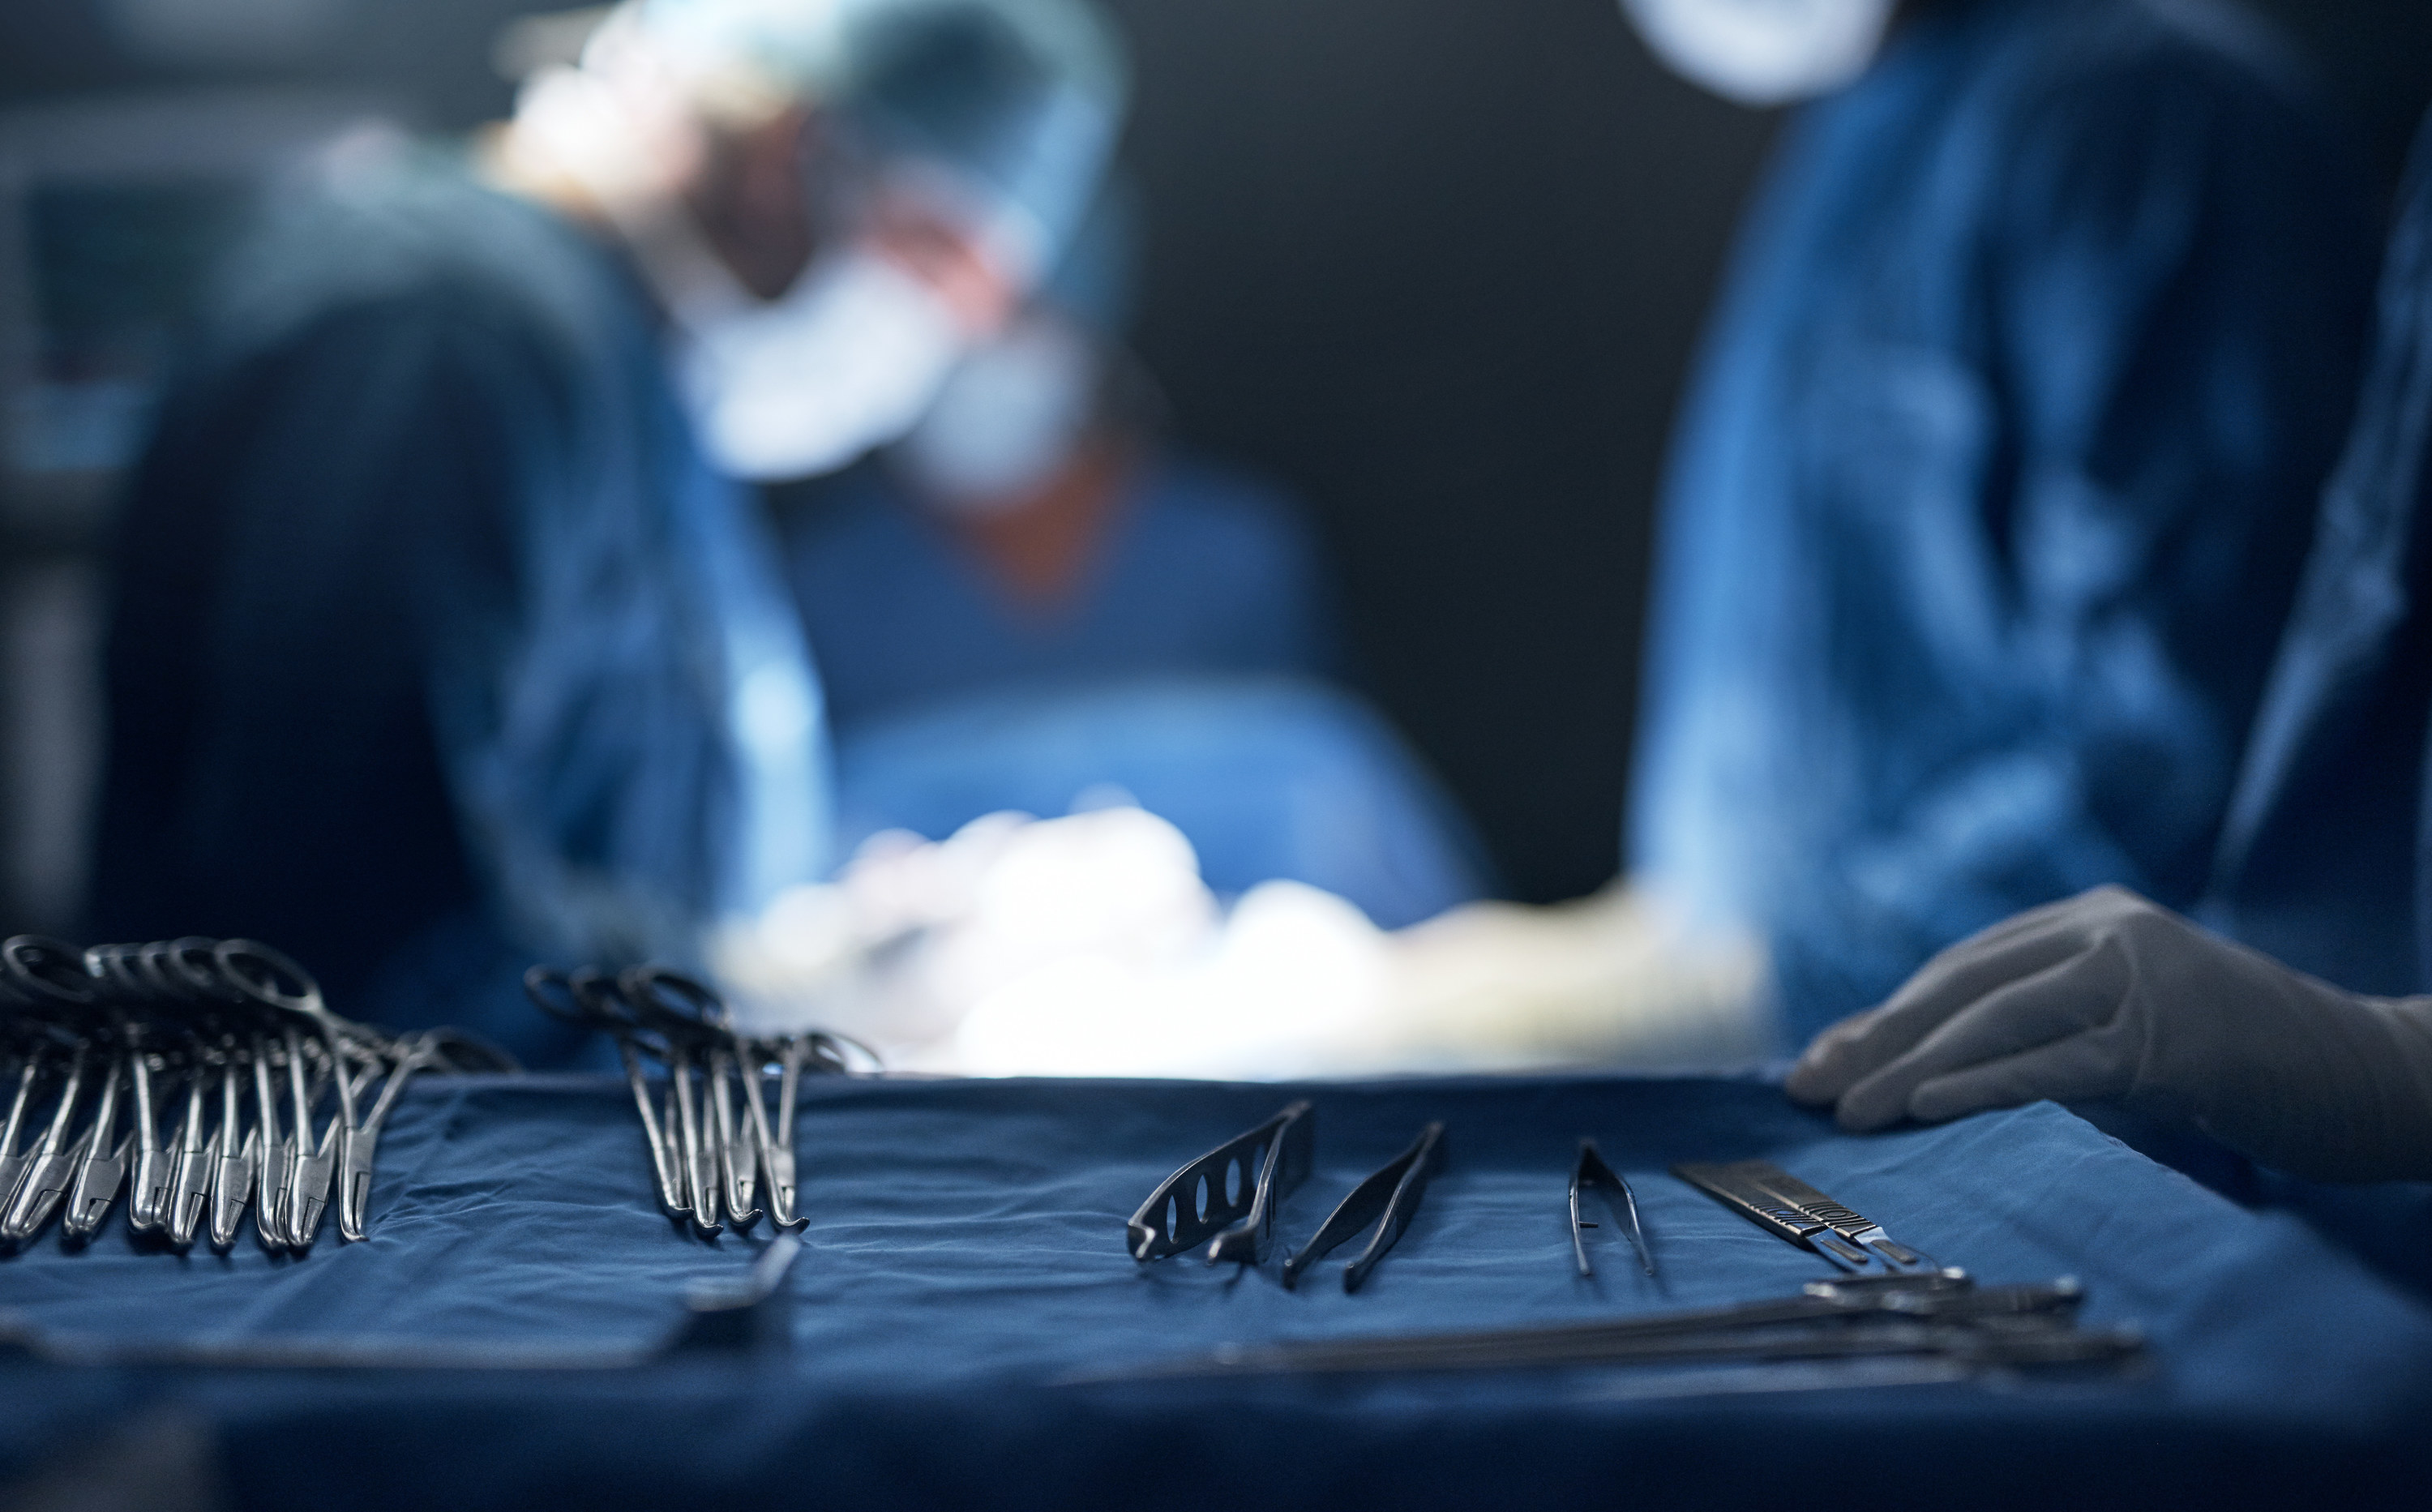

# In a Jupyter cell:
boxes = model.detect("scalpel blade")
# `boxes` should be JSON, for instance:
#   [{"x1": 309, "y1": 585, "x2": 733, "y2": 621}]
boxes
[{"x1": 1728, "y1": 1162, "x2": 1939, "y2": 1274}]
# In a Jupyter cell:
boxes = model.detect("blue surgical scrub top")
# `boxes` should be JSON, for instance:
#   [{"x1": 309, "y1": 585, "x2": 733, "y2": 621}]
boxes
[
  {"x1": 1629, "y1": 0, "x2": 2377, "y2": 1040},
  {"x1": 773, "y1": 455, "x2": 1335, "y2": 732},
  {"x1": 2208, "y1": 112, "x2": 2432, "y2": 996},
  {"x1": 88, "y1": 159, "x2": 830, "y2": 1062}
]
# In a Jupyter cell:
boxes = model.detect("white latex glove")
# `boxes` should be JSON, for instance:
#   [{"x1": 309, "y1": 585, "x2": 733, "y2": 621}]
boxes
[{"x1": 1784, "y1": 886, "x2": 2432, "y2": 1182}]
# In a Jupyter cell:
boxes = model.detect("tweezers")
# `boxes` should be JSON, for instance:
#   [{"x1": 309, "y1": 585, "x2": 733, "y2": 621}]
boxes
[
  {"x1": 1128, "y1": 1101, "x2": 1313, "y2": 1265},
  {"x1": 1569, "y1": 1138, "x2": 1654, "y2": 1278},
  {"x1": 1282, "y1": 1122, "x2": 1444, "y2": 1293}
]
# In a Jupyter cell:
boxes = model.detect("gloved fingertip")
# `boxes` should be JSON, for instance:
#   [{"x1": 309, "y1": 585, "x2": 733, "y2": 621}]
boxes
[{"x1": 1782, "y1": 1058, "x2": 1839, "y2": 1105}]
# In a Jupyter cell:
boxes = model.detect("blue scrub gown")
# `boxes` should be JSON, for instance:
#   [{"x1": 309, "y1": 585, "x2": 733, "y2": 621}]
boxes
[
  {"x1": 773, "y1": 454, "x2": 1335, "y2": 730},
  {"x1": 778, "y1": 460, "x2": 1484, "y2": 927},
  {"x1": 832, "y1": 676, "x2": 1488, "y2": 929},
  {"x1": 2207, "y1": 113, "x2": 2432, "y2": 996},
  {"x1": 89, "y1": 160, "x2": 830, "y2": 1063},
  {"x1": 1629, "y1": 0, "x2": 2378, "y2": 1040}
]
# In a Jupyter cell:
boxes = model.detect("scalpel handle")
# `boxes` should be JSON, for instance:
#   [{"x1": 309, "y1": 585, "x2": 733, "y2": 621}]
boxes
[
  {"x1": 1729, "y1": 1162, "x2": 1938, "y2": 1273},
  {"x1": 1672, "y1": 1163, "x2": 1873, "y2": 1272}
]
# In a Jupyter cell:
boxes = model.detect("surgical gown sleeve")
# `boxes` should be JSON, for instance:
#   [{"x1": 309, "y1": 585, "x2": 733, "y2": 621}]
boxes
[
  {"x1": 1638, "y1": 5, "x2": 2378, "y2": 1036},
  {"x1": 2207, "y1": 112, "x2": 2432, "y2": 994},
  {"x1": 95, "y1": 239, "x2": 826, "y2": 1005},
  {"x1": 1949, "y1": 63, "x2": 2366, "y2": 894}
]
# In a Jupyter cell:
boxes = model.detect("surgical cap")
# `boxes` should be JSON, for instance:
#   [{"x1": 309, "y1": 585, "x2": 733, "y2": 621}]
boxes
[{"x1": 633, "y1": 0, "x2": 1127, "y2": 269}]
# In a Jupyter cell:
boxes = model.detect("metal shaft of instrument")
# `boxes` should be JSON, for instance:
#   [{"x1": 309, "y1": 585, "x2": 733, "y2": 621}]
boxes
[
  {"x1": 3, "y1": 1045, "x2": 88, "y2": 1242},
  {"x1": 64, "y1": 1049, "x2": 131, "y2": 1240},
  {"x1": 252, "y1": 1037, "x2": 290, "y2": 1249},
  {"x1": 617, "y1": 1034, "x2": 687, "y2": 1217},
  {"x1": 668, "y1": 1044, "x2": 720, "y2": 1236},
  {"x1": 740, "y1": 1042, "x2": 799, "y2": 1227},
  {"x1": 208, "y1": 1047, "x2": 254, "y2": 1249},
  {"x1": 166, "y1": 1072, "x2": 213, "y2": 1249},
  {"x1": 709, "y1": 1045, "x2": 758, "y2": 1227}
]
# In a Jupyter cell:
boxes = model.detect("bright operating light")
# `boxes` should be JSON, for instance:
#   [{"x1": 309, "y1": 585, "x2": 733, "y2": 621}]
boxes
[{"x1": 714, "y1": 807, "x2": 1770, "y2": 1076}]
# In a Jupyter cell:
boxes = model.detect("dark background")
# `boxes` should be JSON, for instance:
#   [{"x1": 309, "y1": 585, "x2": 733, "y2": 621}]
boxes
[{"x1": 2, "y1": 0, "x2": 2427, "y2": 925}]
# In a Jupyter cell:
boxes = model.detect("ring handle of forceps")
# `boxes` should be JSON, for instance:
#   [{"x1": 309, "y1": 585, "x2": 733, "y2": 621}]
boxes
[
  {"x1": 522, "y1": 966, "x2": 613, "y2": 1030},
  {"x1": 2, "y1": 936, "x2": 97, "y2": 1012},
  {"x1": 616, "y1": 967, "x2": 735, "y2": 1046}
]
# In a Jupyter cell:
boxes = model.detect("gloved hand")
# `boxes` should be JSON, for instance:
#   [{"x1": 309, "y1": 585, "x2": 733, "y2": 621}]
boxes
[{"x1": 1784, "y1": 885, "x2": 2432, "y2": 1182}]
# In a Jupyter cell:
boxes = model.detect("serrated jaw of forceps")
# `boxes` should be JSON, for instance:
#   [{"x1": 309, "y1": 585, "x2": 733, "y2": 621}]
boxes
[
  {"x1": 759, "y1": 1144, "x2": 800, "y2": 1229},
  {"x1": 167, "y1": 1141, "x2": 213, "y2": 1249},
  {"x1": 336, "y1": 1125, "x2": 379, "y2": 1243},
  {"x1": 255, "y1": 1134, "x2": 294, "y2": 1249},
  {"x1": 63, "y1": 1133, "x2": 132, "y2": 1242},
  {"x1": 2, "y1": 1151, "x2": 77, "y2": 1244},
  {"x1": 289, "y1": 1124, "x2": 340, "y2": 1249}
]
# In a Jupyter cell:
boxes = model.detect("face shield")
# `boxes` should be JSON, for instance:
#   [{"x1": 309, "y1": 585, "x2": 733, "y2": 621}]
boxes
[{"x1": 1620, "y1": 0, "x2": 1899, "y2": 108}]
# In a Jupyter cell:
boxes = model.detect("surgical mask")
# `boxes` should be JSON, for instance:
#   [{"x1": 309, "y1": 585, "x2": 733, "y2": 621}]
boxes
[
  {"x1": 678, "y1": 249, "x2": 969, "y2": 482},
  {"x1": 1620, "y1": 0, "x2": 1898, "y2": 108},
  {"x1": 893, "y1": 315, "x2": 1098, "y2": 514}
]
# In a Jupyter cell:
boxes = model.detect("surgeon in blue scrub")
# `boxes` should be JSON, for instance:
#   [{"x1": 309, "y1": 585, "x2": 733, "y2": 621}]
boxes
[
  {"x1": 766, "y1": 191, "x2": 1484, "y2": 926},
  {"x1": 1788, "y1": 114, "x2": 2432, "y2": 1184},
  {"x1": 88, "y1": 0, "x2": 1125, "y2": 1061},
  {"x1": 1622, "y1": 0, "x2": 2379, "y2": 1042},
  {"x1": 772, "y1": 188, "x2": 1336, "y2": 731}
]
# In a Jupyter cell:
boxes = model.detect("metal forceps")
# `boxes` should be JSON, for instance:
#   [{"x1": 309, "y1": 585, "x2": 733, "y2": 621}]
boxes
[
  {"x1": 525, "y1": 966, "x2": 693, "y2": 1225},
  {"x1": 74, "y1": 943, "x2": 182, "y2": 1242},
  {"x1": 213, "y1": 940, "x2": 362, "y2": 1249},
  {"x1": 1569, "y1": 1138, "x2": 1655, "y2": 1279},
  {"x1": 333, "y1": 1029, "x2": 468, "y2": 1244},
  {"x1": 135, "y1": 936, "x2": 272, "y2": 1250},
  {"x1": 735, "y1": 1032, "x2": 821, "y2": 1229},
  {"x1": 105, "y1": 940, "x2": 218, "y2": 1244},
  {"x1": 2, "y1": 937, "x2": 101, "y2": 1244},
  {"x1": 621, "y1": 967, "x2": 756, "y2": 1235}
]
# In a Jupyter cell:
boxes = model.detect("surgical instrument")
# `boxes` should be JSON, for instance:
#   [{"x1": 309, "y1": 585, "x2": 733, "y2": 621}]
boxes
[
  {"x1": 1569, "y1": 1137, "x2": 1654, "y2": 1279},
  {"x1": 0, "y1": 1233, "x2": 806, "y2": 1371},
  {"x1": 1062, "y1": 1273, "x2": 2140, "y2": 1384},
  {"x1": 1128, "y1": 1100, "x2": 1313, "y2": 1265},
  {"x1": 625, "y1": 967, "x2": 756, "y2": 1232},
  {"x1": 525, "y1": 963, "x2": 859, "y2": 1237},
  {"x1": 1732, "y1": 1161, "x2": 1939, "y2": 1273},
  {"x1": 737, "y1": 1032, "x2": 824, "y2": 1228},
  {"x1": 1673, "y1": 1161, "x2": 1878, "y2": 1271},
  {"x1": 1281, "y1": 1122, "x2": 1443, "y2": 1293},
  {"x1": 0, "y1": 933, "x2": 515, "y2": 1253}
]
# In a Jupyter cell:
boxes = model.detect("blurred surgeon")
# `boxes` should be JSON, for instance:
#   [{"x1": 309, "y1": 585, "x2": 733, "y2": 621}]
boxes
[
  {"x1": 1780, "y1": 112, "x2": 2432, "y2": 1186},
  {"x1": 1624, "y1": 0, "x2": 2378, "y2": 1043},
  {"x1": 764, "y1": 187, "x2": 1489, "y2": 927},
  {"x1": 773, "y1": 188, "x2": 1337, "y2": 731},
  {"x1": 88, "y1": 0, "x2": 1124, "y2": 1061}
]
